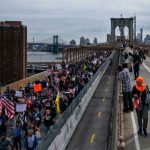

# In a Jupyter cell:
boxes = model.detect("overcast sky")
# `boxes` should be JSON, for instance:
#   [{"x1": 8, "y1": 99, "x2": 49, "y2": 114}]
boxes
[{"x1": 0, "y1": 0, "x2": 150, "y2": 43}]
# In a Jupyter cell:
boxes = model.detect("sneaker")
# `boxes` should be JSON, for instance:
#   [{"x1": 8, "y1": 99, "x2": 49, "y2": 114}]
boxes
[
  {"x1": 138, "y1": 129, "x2": 142, "y2": 135},
  {"x1": 143, "y1": 129, "x2": 148, "y2": 136}
]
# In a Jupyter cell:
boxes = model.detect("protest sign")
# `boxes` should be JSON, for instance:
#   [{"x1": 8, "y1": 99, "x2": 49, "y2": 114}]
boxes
[
  {"x1": 16, "y1": 104, "x2": 26, "y2": 112},
  {"x1": 15, "y1": 91, "x2": 23, "y2": 97}
]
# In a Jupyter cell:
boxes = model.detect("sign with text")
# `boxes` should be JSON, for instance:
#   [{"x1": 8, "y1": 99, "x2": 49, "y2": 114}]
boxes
[
  {"x1": 16, "y1": 104, "x2": 26, "y2": 112},
  {"x1": 15, "y1": 91, "x2": 23, "y2": 97}
]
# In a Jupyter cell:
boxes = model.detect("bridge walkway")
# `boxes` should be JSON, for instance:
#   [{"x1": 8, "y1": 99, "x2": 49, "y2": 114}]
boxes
[{"x1": 66, "y1": 54, "x2": 118, "y2": 150}]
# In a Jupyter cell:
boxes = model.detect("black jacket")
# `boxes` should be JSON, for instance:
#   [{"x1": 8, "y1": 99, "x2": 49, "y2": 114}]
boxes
[{"x1": 132, "y1": 85, "x2": 147, "y2": 106}]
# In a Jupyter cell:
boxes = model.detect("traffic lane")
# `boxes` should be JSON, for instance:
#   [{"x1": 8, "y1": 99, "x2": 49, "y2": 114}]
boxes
[
  {"x1": 66, "y1": 111, "x2": 112, "y2": 150},
  {"x1": 66, "y1": 87, "x2": 115, "y2": 149}
]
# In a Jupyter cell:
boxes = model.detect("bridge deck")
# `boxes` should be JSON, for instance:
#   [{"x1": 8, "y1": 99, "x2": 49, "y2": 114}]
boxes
[{"x1": 66, "y1": 57, "x2": 117, "y2": 150}]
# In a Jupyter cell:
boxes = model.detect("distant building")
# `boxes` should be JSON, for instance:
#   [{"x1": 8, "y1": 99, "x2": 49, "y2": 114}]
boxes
[
  {"x1": 140, "y1": 28, "x2": 143, "y2": 43},
  {"x1": 136, "y1": 28, "x2": 143, "y2": 44},
  {"x1": 107, "y1": 34, "x2": 111, "y2": 43},
  {"x1": 93, "y1": 37, "x2": 98, "y2": 45},
  {"x1": 86, "y1": 38, "x2": 90, "y2": 45},
  {"x1": 80, "y1": 36, "x2": 85, "y2": 46},
  {"x1": 80, "y1": 36, "x2": 90, "y2": 46},
  {"x1": 144, "y1": 34, "x2": 150, "y2": 45},
  {"x1": 136, "y1": 33, "x2": 141, "y2": 43},
  {"x1": 70, "y1": 39, "x2": 76, "y2": 46},
  {"x1": 0, "y1": 21, "x2": 27, "y2": 85}
]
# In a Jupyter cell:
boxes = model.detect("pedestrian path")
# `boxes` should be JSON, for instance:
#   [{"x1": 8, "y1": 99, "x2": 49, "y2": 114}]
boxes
[{"x1": 124, "y1": 48, "x2": 150, "y2": 150}]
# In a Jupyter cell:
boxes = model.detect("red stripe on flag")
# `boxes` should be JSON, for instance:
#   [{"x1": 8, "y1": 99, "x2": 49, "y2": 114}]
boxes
[
  {"x1": 1, "y1": 97, "x2": 15, "y2": 119},
  {"x1": 1, "y1": 99, "x2": 14, "y2": 112}
]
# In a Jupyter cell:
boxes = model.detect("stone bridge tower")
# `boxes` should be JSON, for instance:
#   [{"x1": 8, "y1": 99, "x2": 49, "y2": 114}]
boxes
[{"x1": 110, "y1": 17, "x2": 135, "y2": 43}]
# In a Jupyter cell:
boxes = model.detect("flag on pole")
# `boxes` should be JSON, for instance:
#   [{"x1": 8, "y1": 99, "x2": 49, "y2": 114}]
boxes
[
  {"x1": 55, "y1": 93, "x2": 60, "y2": 114},
  {"x1": 0, "y1": 96, "x2": 15, "y2": 119}
]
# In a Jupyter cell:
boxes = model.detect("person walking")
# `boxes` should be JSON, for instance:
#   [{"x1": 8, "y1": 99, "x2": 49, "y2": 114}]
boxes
[
  {"x1": 0, "y1": 132, "x2": 13, "y2": 150},
  {"x1": 139, "y1": 49, "x2": 145, "y2": 63},
  {"x1": 128, "y1": 52, "x2": 133, "y2": 72},
  {"x1": 0, "y1": 111, "x2": 7, "y2": 135},
  {"x1": 43, "y1": 110, "x2": 54, "y2": 134},
  {"x1": 120, "y1": 48, "x2": 129, "y2": 68},
  {"x1": 12, "y1": 121, "x2": 22, "y2": 150},
  {"x1": 132, "y1": 50, "x2": 141, "y2": 79},
  {"x1": 118, "y1": 65, "x2": 133, "y2": 112},
  {"x1": 24, "y1": 129, "x2": 38, "y2": 150},
  {"x1": 132, "y1": 76, "x2": 149, "y2": 136}
]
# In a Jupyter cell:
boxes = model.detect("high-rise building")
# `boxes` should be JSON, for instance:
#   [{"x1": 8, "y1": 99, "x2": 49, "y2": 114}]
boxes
[
  {"x1": 80, "y1": 36, "x2": 86, "y2": 46},
  {"x1": 144, "y1": 34, "x2": 150, "y2": 45},
  {"x1": 93, "y1": 37, "x2": 98, "y2": 45},
  {"x1": 70, "y1": 39, "x2": 76, "y2": 46},
  {"x1": 107, "y1": 34, "x2": 111, "y2": 43},
  {"x1": 80, "y1": 36, "x2": 90, "y2": 46},
  {"x1": 140, "y1": 28, "x2": 143, "y2": 43},
  {"x1": 0, "y1": 21, "x2": 27, "y2": 85},
  {"x1": 136, "y1": 28, "x2": 143, "y2": 44},
  {"x1": 86, "y1": 38, "x2": 90, "y2": 45},
  {"x1": 136, "y1": 33, "x2": 141, "y2": 43}
]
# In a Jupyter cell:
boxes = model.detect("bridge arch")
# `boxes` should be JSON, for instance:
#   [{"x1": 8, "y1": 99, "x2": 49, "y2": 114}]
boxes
[{"x1": 111, "y1": 17, "x2": 134, "y2": 43}]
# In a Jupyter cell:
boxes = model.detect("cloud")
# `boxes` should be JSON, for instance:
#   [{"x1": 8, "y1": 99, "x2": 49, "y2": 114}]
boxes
[{"x1": 0, "y1": 0, "x2": 150, "y2": 43}]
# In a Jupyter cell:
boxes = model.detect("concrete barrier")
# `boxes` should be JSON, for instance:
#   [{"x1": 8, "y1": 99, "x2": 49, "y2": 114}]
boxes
[{"x1": 47, "y1": 51, "x2": 115, "y2": 150}]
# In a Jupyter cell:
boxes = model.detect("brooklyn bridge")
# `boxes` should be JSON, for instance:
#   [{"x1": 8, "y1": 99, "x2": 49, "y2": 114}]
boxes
[{"x1": 1, "y1": 17, "x2": 150, "y2": 150}]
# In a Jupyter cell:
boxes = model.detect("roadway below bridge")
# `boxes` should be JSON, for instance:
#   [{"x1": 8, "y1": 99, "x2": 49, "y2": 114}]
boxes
[{"x1": 66, "y1": 53, "x2": 118, "y2": 150}]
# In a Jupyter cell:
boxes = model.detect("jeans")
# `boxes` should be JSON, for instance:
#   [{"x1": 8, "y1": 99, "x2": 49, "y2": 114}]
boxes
[
  {"x1": 13, "y1": 136, "x2": 22, "y2": 150},
  {"x1": 44, "y1": 126, "x2": 50, "y2": 134},
  {"x1": 133, "y1": 66, "x2": 139, "y2": 79},
  {"x1": 136, "y1": 105, "x2": 149, "y2": 129}
]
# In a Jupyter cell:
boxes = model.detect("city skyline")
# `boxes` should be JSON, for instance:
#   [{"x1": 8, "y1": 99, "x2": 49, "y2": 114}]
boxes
[{"x1": 0, "y1": 0, "x2": 150, "y2": 43}]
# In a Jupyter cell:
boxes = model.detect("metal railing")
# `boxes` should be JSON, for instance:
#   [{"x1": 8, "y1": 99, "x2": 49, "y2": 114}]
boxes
[{"x1": 35, "y1": 51, "x2": 116, "y2": 150}]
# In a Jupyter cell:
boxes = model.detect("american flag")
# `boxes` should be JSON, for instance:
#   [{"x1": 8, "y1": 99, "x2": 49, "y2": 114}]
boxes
[
  {"x1": 0, "y1": 96, "x2": 15, "y2": 119},
  {"x1": 0, "y1": 101, "x2": 2, "y2": 113}
]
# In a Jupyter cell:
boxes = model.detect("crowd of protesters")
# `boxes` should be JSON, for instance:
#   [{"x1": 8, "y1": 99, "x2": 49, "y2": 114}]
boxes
[{"x1": 0, "y1": 50, "x2": 111, "y2": 150}]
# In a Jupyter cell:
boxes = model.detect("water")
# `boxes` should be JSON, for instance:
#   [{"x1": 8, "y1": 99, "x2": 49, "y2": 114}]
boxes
[{"x1": 27, "y1": 52, "x2": 62, "y2": 63}]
